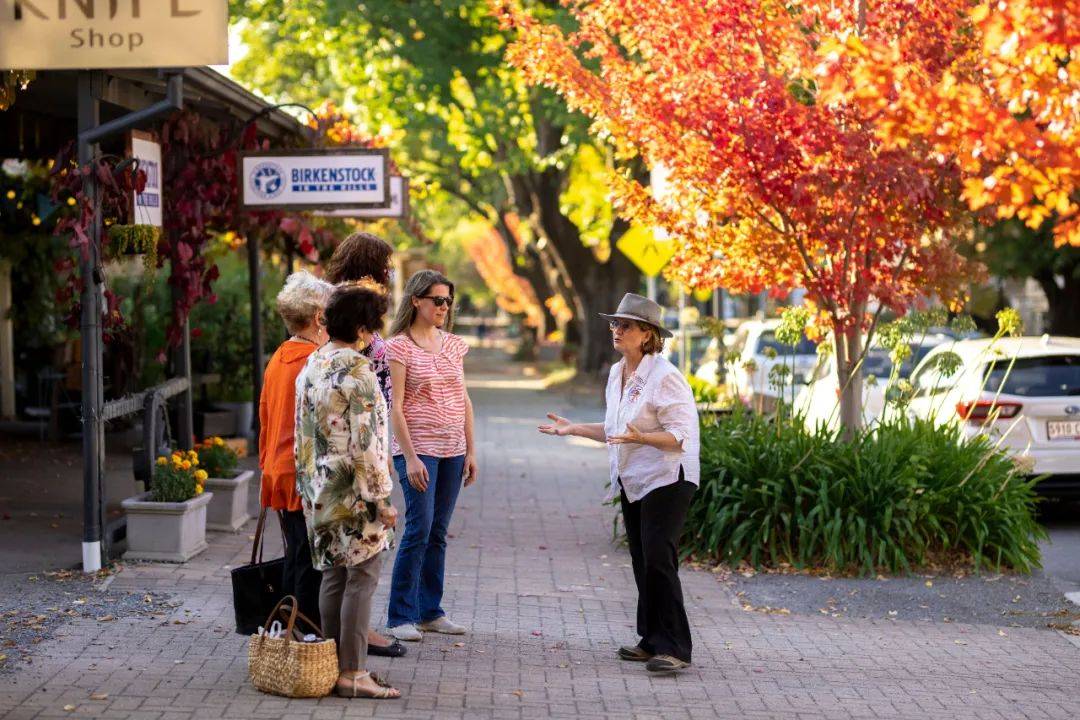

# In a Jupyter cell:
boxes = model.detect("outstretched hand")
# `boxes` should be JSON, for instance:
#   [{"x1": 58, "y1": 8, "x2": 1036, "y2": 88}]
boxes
[
  {"x1": 538, "y1": 413, "x2": 573, "y2": 437},
  {"x1": 607, "y1": 422, "x2": 647, "y2": 446}
]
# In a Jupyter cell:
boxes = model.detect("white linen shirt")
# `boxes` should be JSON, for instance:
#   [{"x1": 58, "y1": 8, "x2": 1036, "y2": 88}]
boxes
[{"x1": 603, "y1": 353, "x2": 700, "y2": 503}]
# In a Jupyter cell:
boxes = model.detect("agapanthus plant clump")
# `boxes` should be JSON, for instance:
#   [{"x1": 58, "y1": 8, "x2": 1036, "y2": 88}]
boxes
[
  {"x1": 195, "y1": 436, "x2": 239, "y2": 478},
  {"x1": 151, "y1": 450, "x2": 208, "y2": 503}
]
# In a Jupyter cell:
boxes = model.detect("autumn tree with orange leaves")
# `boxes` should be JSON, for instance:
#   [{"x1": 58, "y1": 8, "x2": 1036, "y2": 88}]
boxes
[
  {"x1": 495, "y1": 0, "x2": 995, "y2": 431},
  {"x1": 820, "y1": 0, "x2": 1077, "y2": 248}
]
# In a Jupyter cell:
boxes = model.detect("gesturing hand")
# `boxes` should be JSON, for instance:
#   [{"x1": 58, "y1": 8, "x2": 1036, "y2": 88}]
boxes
[
  {"x1": 538, "y1": 413, "x2": 573, "y2": 437},
  {"x1": 607, "y1": 422, "x2": 647, "y2": 446}
]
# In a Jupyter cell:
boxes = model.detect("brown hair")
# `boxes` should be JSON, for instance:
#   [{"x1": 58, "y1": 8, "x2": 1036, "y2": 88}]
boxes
[
  {"x1": 639, "y1": 322, "x2": 664, "y2": 355},
  {"x1": 389, "y1": 269, "x2": 455, "y2": 336},
  {"x1": 325, "y1": 231, "x2": 394, "y2": 285},
  {"x1": 324, "y1": 284, "x2": 390, "y2": 343}
]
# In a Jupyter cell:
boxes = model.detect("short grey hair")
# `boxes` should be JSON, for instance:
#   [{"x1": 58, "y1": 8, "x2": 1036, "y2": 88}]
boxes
[{"x1": 276, "y1": 271, "x2": 334, "y2": 334}]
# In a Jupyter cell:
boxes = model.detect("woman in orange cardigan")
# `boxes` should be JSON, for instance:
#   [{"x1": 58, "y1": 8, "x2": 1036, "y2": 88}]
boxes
[{"x1": 259, "y1": 271, "x2": 333, "y2": 625}]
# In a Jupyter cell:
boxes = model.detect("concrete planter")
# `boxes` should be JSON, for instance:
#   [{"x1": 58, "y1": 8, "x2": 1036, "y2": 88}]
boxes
[
  {"x1": 121, "y1": 491, "x2": 212, "y2": 562},
  {"x1": 204, "y1": 469, "x2": 253, "y2": 532}
]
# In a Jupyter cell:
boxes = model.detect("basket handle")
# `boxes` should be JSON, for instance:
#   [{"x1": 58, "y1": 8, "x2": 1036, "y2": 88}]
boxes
[
  {"x1": 257, "y1": 594, "x2": 300, "y2": 646},
  {"x1": 277, "y1": 601, "x2": 328, "y2": 642},
  {"x1": 256, "y1": 594, "x2": 330, "y2": 645}
]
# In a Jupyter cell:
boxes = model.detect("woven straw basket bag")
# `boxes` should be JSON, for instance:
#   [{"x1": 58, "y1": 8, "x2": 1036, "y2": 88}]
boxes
[{"x1": 248, "y1": 596, "x2": 338, "y2": 698}]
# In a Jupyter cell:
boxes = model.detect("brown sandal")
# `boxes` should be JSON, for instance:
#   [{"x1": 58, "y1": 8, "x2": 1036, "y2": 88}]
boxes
[{"x1": 334, "y1": 672, "x2": 401, "y2": 699}]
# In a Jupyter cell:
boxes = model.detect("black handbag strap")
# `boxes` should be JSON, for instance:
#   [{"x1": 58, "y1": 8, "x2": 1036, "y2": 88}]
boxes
[{"x1": 250, "y1": 508, "x2": 288, "y2": 565}]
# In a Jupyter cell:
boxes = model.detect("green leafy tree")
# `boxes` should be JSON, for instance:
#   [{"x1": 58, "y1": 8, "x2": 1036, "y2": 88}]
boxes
[
  {"x1": 230, "y1": 0, "x2": 640, "y2": 371},
  {"x1": 974, "y1": 219, "x2": 1080, "y2": 337}
]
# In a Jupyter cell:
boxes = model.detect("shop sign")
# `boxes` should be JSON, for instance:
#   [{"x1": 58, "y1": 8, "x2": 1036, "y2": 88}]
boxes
[
  {"x1": 239, "y1": 148, "x2": 390, "y2": 211},
  {"x1": 0, "y1": 1, "x2": 228, "y2": 70}
]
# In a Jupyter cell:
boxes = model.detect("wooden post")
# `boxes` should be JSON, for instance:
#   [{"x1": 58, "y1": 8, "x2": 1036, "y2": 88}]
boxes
[{"x1": 0, "y1": 259, "x2": 14, "y2": 419}]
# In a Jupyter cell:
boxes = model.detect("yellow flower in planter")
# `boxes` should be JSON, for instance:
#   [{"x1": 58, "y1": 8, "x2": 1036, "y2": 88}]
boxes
[
  {"x1": 181, "y1": 460, "x2": 191, "y2": 470},
  {"x1": 156, "y1": 457, "x2": 167, "y2": 466},
  {"x1": 194, "y1": 469, "x2": 208, "y2": 482},
  {"x1": 214, "y1": 437, "x2": 225, "y2": 447},
  {"x1": 195, "y1": 486, "x2": 204, "y2": 495}
]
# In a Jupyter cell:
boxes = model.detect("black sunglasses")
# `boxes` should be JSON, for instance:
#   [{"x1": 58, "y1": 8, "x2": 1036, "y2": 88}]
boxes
[{"x1": 420, "y1": 295, "x2": 454, "y2": 308}]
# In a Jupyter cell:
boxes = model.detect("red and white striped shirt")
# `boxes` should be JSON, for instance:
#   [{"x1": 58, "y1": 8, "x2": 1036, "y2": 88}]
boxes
[{"x1": 386, "y1": 331, "x2": 470, "y2": 458}]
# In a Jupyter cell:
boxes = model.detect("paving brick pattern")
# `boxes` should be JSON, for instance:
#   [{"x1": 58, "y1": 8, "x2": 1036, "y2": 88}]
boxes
[{"x1": 2, "y1": 358, "x2": 1079, "y2": 719}]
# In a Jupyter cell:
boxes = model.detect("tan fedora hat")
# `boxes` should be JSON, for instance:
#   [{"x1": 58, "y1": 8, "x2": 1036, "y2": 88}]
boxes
[{"x1": 599, "y1": 293, "x2": 673, "y2": 338}]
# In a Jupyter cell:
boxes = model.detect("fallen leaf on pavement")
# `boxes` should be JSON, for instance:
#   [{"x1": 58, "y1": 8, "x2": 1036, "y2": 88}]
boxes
[
  {"x1": 63, "y1": 705, "x2": 76, "y2": 712},
  {"x1": 95, "y1": 615, "x2": 115, "y2": 622},
  {"x1": 89, "y1": 693, "x2": 108, "y2": 701}
]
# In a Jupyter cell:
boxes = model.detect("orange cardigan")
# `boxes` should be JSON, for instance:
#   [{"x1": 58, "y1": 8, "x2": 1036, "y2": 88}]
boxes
[{"x1": 259, "y1": 340, "x2": 318, "y2": 512}]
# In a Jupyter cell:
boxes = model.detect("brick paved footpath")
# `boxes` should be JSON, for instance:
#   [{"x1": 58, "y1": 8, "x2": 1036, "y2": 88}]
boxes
[{"x1": 2, "y1": 353, "x2": 1079, "y2": 720}]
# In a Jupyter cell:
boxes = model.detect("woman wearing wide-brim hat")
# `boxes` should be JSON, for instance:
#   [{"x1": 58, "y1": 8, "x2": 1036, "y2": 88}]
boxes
[{"x1": 539, "y1": 293, "x2": 699, "y2": 673}]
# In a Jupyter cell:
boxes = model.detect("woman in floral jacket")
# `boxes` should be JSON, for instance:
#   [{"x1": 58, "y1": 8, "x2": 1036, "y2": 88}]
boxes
[
  {"x1": 324, "y1": 231, "x2": 405, "y2": 658},
  {"x1": 295, "y1": 281, "x2": 401, "y2": 700}
]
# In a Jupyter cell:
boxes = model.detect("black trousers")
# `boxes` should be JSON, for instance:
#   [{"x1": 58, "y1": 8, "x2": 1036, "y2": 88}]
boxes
[
  {"x1": 620, "y1": 475, "x2": 695, "y2": 663},
  {"x1": 281, "y1": 509, "x2": 322, "y2": 627}
]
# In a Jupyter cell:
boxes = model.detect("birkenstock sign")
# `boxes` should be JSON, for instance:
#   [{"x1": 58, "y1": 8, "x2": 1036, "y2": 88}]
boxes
[
  {"x1": 0, "y1": 0, "x2": 228, "y2": 69},
  {"x1": 239, "y1": 148, "x2": 391, "y2": 211}
]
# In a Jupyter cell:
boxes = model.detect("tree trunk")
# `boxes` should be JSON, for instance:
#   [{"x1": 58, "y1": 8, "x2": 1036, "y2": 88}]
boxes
[
  {"x1": 834, "y1": 321, "x2": 864, "y2": 441},
  {"x1": 516, "y1": 165, "x2": 642, "y2": 376},
  {"x1": 1036, "y1": 266, "x2": 1080, "y2": 337}
]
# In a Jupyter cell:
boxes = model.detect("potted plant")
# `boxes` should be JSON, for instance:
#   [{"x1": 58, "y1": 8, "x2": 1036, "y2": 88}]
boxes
[
  {"x1": 197, "y1": 436, "x2": 252, "y2": 532},
  {"x1": 122, "y1": 449, "x2": 212, "y2": 562}
]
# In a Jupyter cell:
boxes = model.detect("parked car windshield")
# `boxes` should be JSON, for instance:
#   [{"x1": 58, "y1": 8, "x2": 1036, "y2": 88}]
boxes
[
  {"x1": 983, "y1": 355, "x2": 1080, "y2": 397},
  {"x1": 756, "y1": 330, "x2": 817, "y2": 356}
]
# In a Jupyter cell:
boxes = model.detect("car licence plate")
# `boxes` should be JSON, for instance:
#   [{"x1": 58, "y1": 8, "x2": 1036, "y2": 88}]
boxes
[{"x1": 1047, "y1": 420, "x2": 1080, "y2": 440}]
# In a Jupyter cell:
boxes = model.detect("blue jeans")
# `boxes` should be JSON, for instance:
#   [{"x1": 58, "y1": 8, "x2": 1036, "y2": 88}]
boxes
[{"x1": 387, "y1": 454, "x2": 465, "y2": 628}]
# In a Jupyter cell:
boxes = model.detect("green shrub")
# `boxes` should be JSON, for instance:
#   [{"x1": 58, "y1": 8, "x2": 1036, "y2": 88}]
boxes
[
  {"x1": 687, "y1": 375, "x2": 719, "y2": 403},
  {"x1": 684, "y1": 409, "x2": 1045, "y2": 574}
]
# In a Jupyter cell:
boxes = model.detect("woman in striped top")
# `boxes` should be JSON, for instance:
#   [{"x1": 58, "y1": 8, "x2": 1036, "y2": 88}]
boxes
[{"x1": 384, "y1": 270, "x2": 478, "y2": 641}]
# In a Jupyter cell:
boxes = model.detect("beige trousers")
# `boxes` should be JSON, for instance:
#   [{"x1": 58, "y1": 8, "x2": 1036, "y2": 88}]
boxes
[{"x1": 319, "y1": 553, "x2": 382, "y2": 672}]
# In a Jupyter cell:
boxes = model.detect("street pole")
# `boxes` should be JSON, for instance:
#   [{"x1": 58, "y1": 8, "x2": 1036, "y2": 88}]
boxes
[
  {"x1": 646, "y1": 275, "x2": 657, "y2": 302},
  {"x1": 75, "y1": 70, "x2": 185, "y2": 572},
  {"x1": 247, "y1": 230, "x2": 264, "y2": 445},
  {"x1": 77, "y1": 71, "x2": 104, "y2": 573}
]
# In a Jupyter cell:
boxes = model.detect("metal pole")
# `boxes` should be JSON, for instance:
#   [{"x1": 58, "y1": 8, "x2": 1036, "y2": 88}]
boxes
[
  {"x1": 646, "y1": 275, "x2": 658, "y2": 303},
  {"x1": 77, "y1": 71, "x2": 104, "y2": 573},
  {"x1": 173, "y1": 317, "x2": 194, "y2": 450},
  {"x1": 247, "y1": 230, "x2": 264, "y2": 444}
]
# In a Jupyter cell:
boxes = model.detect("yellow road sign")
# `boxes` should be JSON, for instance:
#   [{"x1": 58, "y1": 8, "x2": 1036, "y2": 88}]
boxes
[{"x1": 616, "y1": 226, "x2": 676, "y2": 277}]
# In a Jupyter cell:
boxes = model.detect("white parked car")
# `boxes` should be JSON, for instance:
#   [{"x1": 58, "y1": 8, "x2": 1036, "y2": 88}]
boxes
[
  {"x1": 727, "y1": 319, "x2": 818, "y2": 413},
  {"x1": 906, "y1": 336, "x2": 1080, "y2": 497},
  {"x1": 795, "y1": 333, "x2": 955, "y2": 432}
]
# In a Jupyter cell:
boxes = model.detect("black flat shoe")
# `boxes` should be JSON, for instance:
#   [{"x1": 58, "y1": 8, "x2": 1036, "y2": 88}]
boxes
[{"x1": 368, "y1": 639, "x2": 407, "y2": 658}]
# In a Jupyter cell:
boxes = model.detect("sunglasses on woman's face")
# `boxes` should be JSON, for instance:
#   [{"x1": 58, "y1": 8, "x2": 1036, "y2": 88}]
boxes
[
  {"x1": 420, "y1": 295, "x2": 454, "y2": 308},
  {"x1": 608, "y1": 319, "x2": 636, "y2": 333}
]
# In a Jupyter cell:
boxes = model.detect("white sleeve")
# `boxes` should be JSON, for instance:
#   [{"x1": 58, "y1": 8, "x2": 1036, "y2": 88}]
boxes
[{"x1": 655, "y1": 372, "x2": 697, "y2": 447}]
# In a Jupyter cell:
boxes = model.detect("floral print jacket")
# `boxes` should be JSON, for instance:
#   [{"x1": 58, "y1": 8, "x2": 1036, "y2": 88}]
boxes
[{"x1": 294, "y1": 346, "x2": 394, "y2": 570}]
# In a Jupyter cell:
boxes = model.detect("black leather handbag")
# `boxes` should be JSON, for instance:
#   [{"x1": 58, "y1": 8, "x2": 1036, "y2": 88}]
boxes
[{"x1": 231, "y1": 508, "x2": 288, "y2": 635}]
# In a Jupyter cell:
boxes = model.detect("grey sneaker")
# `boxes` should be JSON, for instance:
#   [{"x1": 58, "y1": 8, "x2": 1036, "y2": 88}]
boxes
[
  {"x1": 418, "y1": 616, "x2": 467, "y2": 635},
  {"x1": 387, "y1": 623, "x2": 423, "y2": 642}
]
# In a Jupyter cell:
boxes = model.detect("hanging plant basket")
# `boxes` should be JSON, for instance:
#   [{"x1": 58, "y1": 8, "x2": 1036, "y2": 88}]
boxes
[{"x1": 108, "y1": 223, "x2": 160, "y2": 274}]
